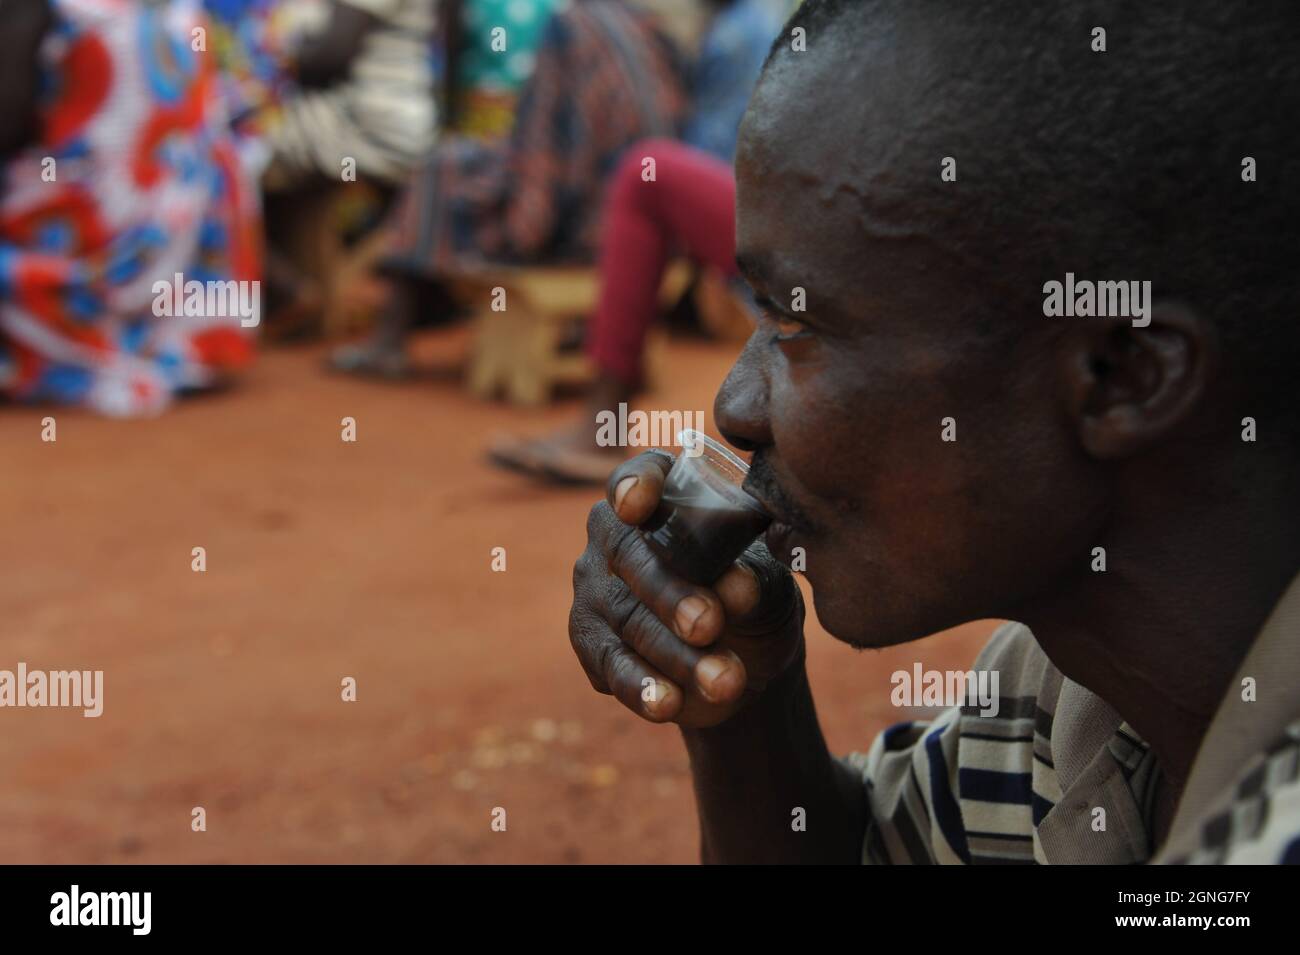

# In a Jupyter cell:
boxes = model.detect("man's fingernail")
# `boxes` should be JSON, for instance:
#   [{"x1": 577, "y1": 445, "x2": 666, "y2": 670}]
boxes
[
  {"x1": 613, "y1": 476, "x2": 638, "y2": 512},
  {"x1": 645, "y1": 681, "x2": 676, "y2": 716},
  {"x1": 675, "y1": 595, "x2": 708, "y2": 639},
  {"x1": 695, "y1": 655, "x2": 738, "y2": 701}
]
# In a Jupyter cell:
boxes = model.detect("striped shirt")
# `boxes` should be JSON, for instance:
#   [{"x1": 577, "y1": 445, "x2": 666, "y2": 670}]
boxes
[
  {"x1": 267, "y1": 0, "x2": 437, "y2": 185},
  {"x1": 842, "y1": 572, "x2": 1300, "y2": 864}
]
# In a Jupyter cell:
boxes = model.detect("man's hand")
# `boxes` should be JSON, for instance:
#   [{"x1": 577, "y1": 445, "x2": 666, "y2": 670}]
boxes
[
  {"x1": 570, "y1": 449, "x2": 866, "y2": 862},
  {"x1": 569, "y1": 450, "x2": 805, "y2": 727}
]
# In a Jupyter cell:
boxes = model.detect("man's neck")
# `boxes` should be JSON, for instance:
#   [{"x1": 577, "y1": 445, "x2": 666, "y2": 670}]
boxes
[{"x1": 1015, "y1": 459, "x2": 1300, "y2": 824}]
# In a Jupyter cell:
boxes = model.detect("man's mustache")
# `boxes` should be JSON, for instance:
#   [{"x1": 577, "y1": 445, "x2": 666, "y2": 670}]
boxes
[{"x1": 744, "y1": 451, "x2": 817, "y2": 532}]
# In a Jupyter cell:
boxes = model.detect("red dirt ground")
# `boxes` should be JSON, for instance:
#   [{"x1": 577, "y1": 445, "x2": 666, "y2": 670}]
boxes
[{"x1": 0, "y1": 329, "x2": 995, "y2": 863}]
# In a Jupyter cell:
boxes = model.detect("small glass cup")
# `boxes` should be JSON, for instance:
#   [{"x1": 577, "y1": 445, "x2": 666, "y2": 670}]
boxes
[{"x1": 640, "y1": 430, "x2": 772, "y2": 585}]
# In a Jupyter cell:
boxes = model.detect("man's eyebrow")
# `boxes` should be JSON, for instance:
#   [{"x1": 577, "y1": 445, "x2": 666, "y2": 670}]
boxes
[{"x1": 735, "y1": 251, "x2": 806, "y2": 318}]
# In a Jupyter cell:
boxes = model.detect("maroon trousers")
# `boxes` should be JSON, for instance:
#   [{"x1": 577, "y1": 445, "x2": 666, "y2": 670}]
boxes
[{"x1": 586, "y1": 139, "x2": 738, "y2": 385}]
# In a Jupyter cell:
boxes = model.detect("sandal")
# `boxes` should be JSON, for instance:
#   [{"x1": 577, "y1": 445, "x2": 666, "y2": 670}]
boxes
[
  {"x1": 487, "y1": 433, "x2": 624, "y2": 486},
  {"x1": 326, "y1": 343, "x2": 412, "y2": 380}
]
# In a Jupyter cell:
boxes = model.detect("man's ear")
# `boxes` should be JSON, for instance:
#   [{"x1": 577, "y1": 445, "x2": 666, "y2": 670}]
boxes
[{"x1": 1063, "y1": 303, "x2": 1219, "y2": 460}]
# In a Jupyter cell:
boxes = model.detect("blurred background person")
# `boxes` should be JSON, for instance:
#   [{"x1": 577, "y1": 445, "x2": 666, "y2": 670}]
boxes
[
  {"x1": 329, "y1": 0, "x2": 689, "y2": 378},
  {"x1": 263, "y1": 0, "x2": 438, "y2": 190},
  {"x1": 488, "y1": 0, "x2": 781, "y2": 482},
  {"x1": 259, "y1": 0, "x2": 438, "y2": 331},
  {"x1": 0, "y1": 0, "x2": 261, "y2": 417},
  {"x1": 488, "y1": 140, "x2": 737, "y2": 481},
  {"x1": 680, "y1": 0, "x2": 782, "y2": 163},
  {"x1": 440, "y1": 0, "x2": 563, "y2": 142}
]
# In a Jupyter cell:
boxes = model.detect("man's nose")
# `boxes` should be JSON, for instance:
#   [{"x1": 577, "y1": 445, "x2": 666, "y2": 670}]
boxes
[{"x1": 713, "y1": 334, "x2": 772, "y2": 454}]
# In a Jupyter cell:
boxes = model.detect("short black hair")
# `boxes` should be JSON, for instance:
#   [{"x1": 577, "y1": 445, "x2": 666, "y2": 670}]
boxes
[{"x1": 762, "y1": 0, "x2": 1300, "y2": 443}]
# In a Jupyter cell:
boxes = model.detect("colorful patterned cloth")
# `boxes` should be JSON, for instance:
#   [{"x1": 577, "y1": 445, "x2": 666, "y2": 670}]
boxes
[
  {"x1": 451, "y1": 0, "x2": 561, "y2": 141},
  {"x1": 202, "y1": 0, "x2": 288, "y2": 139},
  {"x1": 383, "y1": 0, "x2": 686, "y2": 275},
  {"x1": 458, "y1": 0, "x2": 560, "y2": 94},
  {"x1": 0, "y1": 0, "x2": 261, "y2": 417}
]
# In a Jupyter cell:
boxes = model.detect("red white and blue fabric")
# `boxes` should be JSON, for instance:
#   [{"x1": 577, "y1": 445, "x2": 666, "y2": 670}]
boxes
[{"x1": 0, "y1": 0, "x2": 260, "y2": 416}]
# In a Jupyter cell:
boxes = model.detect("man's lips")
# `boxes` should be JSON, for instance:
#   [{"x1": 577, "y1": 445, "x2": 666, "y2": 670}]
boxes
[
  {"x1": 741, "y1": 468, "x2": 811, "y2": 563},
  {"x1": 744, "y1": 490, "x2": 799, "y2": 561},
  {"x1": 745, "y1": 485, "x2": 800, "y2": 534}
]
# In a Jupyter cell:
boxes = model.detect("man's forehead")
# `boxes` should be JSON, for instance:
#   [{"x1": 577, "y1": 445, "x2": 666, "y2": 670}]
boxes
[
  {"x1": 740, "y1": 59, "x2": 849, "y2": 177},
  {"x1": 735, "y1": 90, "x2": 891, "y2": 292},
  {"x1": 738, "y1": 36, "x2": 939, "y2": 200}
]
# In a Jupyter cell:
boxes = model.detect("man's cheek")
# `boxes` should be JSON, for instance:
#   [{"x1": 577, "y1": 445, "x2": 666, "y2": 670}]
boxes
[{"x1": 772, "y1": 388, "x2": 866, "y2": 499}]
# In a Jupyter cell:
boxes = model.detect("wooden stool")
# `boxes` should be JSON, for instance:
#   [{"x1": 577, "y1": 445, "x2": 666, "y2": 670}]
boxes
[
  {"x1": 321, "y1": 226, "x2": 388, "y2": 340},
  {"x1": 458, "y1": 261, "x2": 692, "y2": 406},
  {"x1": 275, "y1": 184, "x2": 390, "y2": 341}
]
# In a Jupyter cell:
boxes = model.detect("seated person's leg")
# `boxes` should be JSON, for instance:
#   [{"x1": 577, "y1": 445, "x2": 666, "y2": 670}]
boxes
[
  {"x1": 587, "y1": 140, "x2": 739, "y2": 389},
  {"x1": 328, "y1": 136, "x2": 509, "y2": 375},
  {"x1": 490, "y1": 140, "x2": 739, "y2": 483}
]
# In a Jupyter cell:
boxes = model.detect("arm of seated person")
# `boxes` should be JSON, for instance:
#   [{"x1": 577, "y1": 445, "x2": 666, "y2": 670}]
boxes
[{"x1": 292, "y1": 0, "x2": 384, "y2": 89}]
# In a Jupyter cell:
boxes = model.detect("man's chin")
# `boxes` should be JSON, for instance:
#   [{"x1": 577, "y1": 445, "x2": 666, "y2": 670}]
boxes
[
  {"x1": 778, "y1": 531, "x2": 927, "y2": 648},
  {"x1": 827, "y1": 627, "x2": 915, "y2": 651},
  {"x1": 805, "y1": 581, "x2": 925, "y2": 651}
]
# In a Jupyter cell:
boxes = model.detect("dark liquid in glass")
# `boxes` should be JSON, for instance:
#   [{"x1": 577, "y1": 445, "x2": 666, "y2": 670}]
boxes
[{"x1": 641, "y1": 462, "x2": 771, "y2": 585}]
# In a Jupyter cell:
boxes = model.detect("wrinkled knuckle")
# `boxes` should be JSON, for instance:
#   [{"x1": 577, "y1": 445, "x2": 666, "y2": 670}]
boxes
[
  {"x1": 603, "y1": 577, "x2": 641, "y2": 632},
  {"x1": 567, "y1": 620, "x2": 612, "y2": 695},
  {"x1": 609, "y1": 527, "x2": 657, "y2": 581},
  {"x1": 586, "y1": 500, "x2": 612, "y2": 539},
  {"x1": 566, "y1": 603, "x2": 589, "y2": 651},
  {"x1": 584, "y1": 663, "x2": 612, "y2": 695},
  {"x1": 624, "y1": 602, "x2": 664, "y2": 649},
  {"x1": 572, "y1": 550, "x2": 595, "y2": 591},
  {"x1": 592, "y1": 632, "x2": 618, "y2": 682},
  {"x1": 604, "y1": 646, "x2": 639, "y2": 695}
]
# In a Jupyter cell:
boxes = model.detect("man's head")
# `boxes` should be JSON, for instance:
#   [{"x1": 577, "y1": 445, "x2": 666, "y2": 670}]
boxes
[{"x1": 719, "y1": 0, "x2": 1299, "y2": 647}]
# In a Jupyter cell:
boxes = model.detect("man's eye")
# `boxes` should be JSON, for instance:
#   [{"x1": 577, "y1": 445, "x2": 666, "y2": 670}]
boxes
[
  {"x1": 771, "y1": 315, "x2": 811, "y2": 341},
  {"x1": 755, "y1": 297, "x2": 812, "y2": 342}
]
